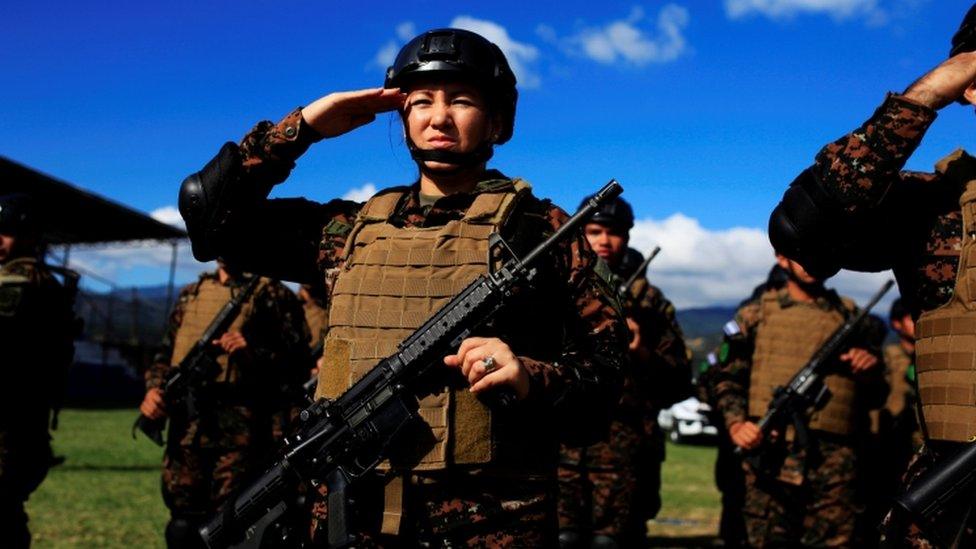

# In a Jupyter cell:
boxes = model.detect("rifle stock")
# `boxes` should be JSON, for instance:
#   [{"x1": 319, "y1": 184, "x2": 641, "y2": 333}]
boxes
[{"x1": 199, "y1": 180, "x2": 624, "y2": 548}]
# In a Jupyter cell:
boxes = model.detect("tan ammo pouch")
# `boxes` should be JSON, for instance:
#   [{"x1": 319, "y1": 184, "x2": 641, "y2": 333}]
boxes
[
  {"x1": 916, "y1": 150, "x2": 976, "y2": 442},
  {"x1": 170, "y1": 277, "x2": 259, "y2": 383},
  {"x1": 317, "y1": 181, "x2": 530, "y2": 471},
  {"x1": 749, "y1": 290, "x2": 857, "y2": 435}
]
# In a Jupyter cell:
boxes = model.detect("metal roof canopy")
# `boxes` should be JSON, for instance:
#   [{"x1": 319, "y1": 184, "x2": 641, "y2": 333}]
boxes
[{"x1": 0, "y1": 156, "x2": 186, "y2": 244}]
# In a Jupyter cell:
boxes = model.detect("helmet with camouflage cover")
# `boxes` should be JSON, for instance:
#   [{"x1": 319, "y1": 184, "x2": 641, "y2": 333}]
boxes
[{"x1": 385, "y1": 28, "x2": 518, "y2": 166}]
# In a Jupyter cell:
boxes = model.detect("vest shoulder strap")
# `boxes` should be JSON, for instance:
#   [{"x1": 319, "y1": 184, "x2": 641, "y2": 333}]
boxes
[
  {"x1": 355, "y1": 186, "x2": 411, "y2": 223},
  {"x1": 462, "y1": 178, "x2": 533, "y2": 226}
]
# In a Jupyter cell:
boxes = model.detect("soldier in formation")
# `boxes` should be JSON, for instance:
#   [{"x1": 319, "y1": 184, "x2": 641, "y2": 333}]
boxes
[
  {"x1": 138, "y1": 261, "x2": 309, "y2": 547},
  {"x1": 698, "y1": 265, "x2": 788, "y2": 548},
  {"x1": 178, "y1": 27, "x2": 627, "y2": 546},
  {"x1": 557, "y1": 196, "x2": 690, "y2": 548},
  {"x1": 0, "y1": 194, "x2": 77, "y2": 548},
  {"x1": 709, "y1": 254, "x2": 887, "y2": 546},
  {"x1": 767, "y1": 5, "x2": 976, "y2": 545}
]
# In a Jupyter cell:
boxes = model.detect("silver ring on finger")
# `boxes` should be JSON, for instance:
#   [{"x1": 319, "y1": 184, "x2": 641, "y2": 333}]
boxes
[{"x1": 482, "y1": 355, "x2": 497, "y2": 374}]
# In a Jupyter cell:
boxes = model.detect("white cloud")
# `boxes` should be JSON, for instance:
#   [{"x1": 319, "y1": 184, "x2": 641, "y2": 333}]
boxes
[
  {"x1": 579, "y1": 5, "x2": 690, "y2": 66},
  {"x1": 396, "y1": 21, "x2": 417, "y2": 42},
  {"x1": 450, "y1": 16, "x2": 542, "y2": 88},
  {"x1": 342, "y1": 183, "x2": 377, "y2": 203},
  {"x1": 56, "y1": 239, "x2": 214, "y2": 291},
  {"x1": 150, "y1": 205, "x2": 184, "y2": 229},
  {"x1": 628, "y1": 213, "x2": 896, "y2": 310},
  {"x1": 725, "y1": 0, "x2": 883, "y2": 22},
  {"x1": 374, "y1": 40, "x2": 399, "y2": 69},
  {"x1": 372, "y1": 18, "x2": 542, "y2": 87}
]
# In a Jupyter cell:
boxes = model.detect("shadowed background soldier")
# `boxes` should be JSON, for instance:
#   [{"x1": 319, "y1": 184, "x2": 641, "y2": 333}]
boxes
[
  {"x1": 708, "y1": 254, "x2": 887, "y2": 547},
  {"x1": 558, "y1": 195, "x2": 691, "y2": 548},
  {"x1": 138, "y1": 260, "x2": 310, "y2": 548},
  {"x1": 0, "y1": 194, "x2": 77, "y2": 549}
]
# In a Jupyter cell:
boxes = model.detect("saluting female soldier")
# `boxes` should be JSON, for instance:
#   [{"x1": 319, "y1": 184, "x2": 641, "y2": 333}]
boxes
[{"x1": 179, "y1": 28, "x2": 627, "y2": 546}]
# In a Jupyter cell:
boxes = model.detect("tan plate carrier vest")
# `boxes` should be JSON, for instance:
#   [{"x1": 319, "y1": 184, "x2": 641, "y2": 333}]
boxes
[
  {"x1": 170, "y1": 277, "x2": 261, "y2": 384},
  {"x1": 749, "y1": 291, "x2": 858, "y2": 435},
  {"x1": 317, "y1": 181, "x2": 530, "y2": 472},
  {"x1": 915, "y1": 150, "x2": 976, "y2": 443}
]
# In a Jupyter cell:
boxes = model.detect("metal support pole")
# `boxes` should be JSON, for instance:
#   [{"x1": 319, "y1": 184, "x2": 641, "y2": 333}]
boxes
[{"x1": 163, "y1": 240, "x2": 179, "y2": 330}]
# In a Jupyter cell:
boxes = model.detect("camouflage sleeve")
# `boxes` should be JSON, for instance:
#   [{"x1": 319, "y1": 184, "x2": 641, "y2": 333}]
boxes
[
  {"x1": 812, "y1": 93, "x2": 938, "y2": 211},
  {"x1": 238, "y1": 108, "x2": 322, "y2": 188},
  {"x1": 147, "y1": 283, "x2": 194, "y2": 390},
  {"x1": 517, "y1": 202, "x2": 628, "y2": 443},
  {"x1": 633, "y1": 284, "x2": 692, "y2": 408},
  {"x1": 711, "y1": 299, "x2": 761, "y2": 429},
  {"x1": 196, "y1": 109, "x2": 361, "y2": 282}
]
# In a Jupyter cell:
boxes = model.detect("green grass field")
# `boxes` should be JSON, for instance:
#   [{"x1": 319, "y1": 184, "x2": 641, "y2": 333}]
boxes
[{"x1": 26, "y1": 409, "x2": 721, "y2": 547}]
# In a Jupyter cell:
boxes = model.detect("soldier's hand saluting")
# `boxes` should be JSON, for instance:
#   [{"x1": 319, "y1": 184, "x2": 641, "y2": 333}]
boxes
[
  {"x1": 444, "y1": 337, "x2": 531, "y2": 401},
  {"x1": 903, "y1": 51, "x2": 976, "y2": 110},
  {"x1": 300, "y1": 88, "x2": 407, "y2": 138}
]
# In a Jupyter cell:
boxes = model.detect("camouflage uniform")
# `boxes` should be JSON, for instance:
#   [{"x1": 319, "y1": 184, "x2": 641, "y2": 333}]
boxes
[
  {"x1": 558, "y1": 264, "x2": 690, "y2": 546},
  {"x1": 147, "y1": 271, "x2": 309, "y2": 545},
  {"x1": 710, "y1": 288, "x2": 887, "y2": 547},
  {"x1": 787, "y1": 92, "x2": 976, "y2": 547},
  {"x1": 191, "y1": 109, "x2": 627, "y2": 547},
  {"x1": 0, "y1": 256, "x2": 75, "y2": 548}
]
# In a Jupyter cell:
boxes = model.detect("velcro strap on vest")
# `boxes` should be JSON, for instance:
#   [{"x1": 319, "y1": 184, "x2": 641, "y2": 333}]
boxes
[{"x1": 381, "y1": 475, "x2": 405, "y2": 535}]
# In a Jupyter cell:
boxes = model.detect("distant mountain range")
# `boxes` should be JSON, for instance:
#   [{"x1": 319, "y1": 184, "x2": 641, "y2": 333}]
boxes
[{"x1": 676, "y1": 306, "x2": 737, "y2": 365}]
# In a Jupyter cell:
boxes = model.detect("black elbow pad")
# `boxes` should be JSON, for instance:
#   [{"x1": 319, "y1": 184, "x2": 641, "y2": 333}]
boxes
[
  {"x1": 179, "y1": 142, "x2": 241, "y2": 261},
  {"x1": 768, "y1": 168, "x2": 841, "y2": 280}
]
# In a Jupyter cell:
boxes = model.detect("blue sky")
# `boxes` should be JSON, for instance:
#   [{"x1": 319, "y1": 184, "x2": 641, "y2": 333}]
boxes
[{"x1": 2, "y1": 0, "x2": 973, "y2": 306}]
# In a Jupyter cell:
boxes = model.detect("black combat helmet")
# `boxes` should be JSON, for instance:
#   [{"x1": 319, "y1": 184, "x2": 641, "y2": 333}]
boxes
[
  {"x1": 386, "y1": 28, "x2": 518, "y2": 166},
  {"x1": 579, "y1": 194, "x2": 635, "y2": 231},
  {"x1": 951, "y1": 4, "x2": 976, "y2": 56},
  {"x1": 0, "y1": 193, "x2": 37, "y2": 237}
]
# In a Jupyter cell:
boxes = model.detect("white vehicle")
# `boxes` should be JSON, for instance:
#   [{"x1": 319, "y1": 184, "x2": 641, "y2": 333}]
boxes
[{"x1": 658, "y1": 396, "x2": 719, "y2": 444}]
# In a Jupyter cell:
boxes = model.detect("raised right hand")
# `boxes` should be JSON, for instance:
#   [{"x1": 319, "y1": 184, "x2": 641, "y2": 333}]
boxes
[
  {"x1": 139, "y1": 387, "x2": 167, "y2": 420},
  {"x1": 301, "y1": 88, "x2": 406, "y2": 138},
  {"x1": 729, "y1": 420, "x2": 763, "y2": 450},
  {"x1": 904, "y1": 51, "x2": 976, "y2": 110}
]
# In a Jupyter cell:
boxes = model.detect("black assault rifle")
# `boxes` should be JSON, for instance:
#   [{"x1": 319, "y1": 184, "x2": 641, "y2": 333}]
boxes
[
  {"x1": 618, "y1": 245, "x2": 660, "y2": 297},
  {"x1": 133, "y1": 276, "x2": 261, "y2": 446},
  {"x1": 734, "y1": 279, "x2": 894, "y2": 459},
  {"x1": 198, "y1": 180, "x2": 623, "y2": 549},
  {"x1": 889, "y1": 435, "x2": 976, "y2": 546}
]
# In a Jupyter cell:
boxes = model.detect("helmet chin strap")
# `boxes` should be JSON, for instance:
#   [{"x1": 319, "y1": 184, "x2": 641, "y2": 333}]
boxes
[{"x1": 406, "y1": 136, "x2": 494, "y2": 173}]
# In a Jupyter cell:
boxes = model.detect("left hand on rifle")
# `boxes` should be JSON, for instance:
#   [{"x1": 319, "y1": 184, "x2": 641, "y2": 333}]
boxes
[
  {"x1": 213, "y1": 331, "x2": 248, "y2": 354},
  {"x1": 840, "y1": 347, "x2": 878, "y2": 373},
  {"x1": 444, "y1": 337, "x2": 530, "y2": 401}
]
